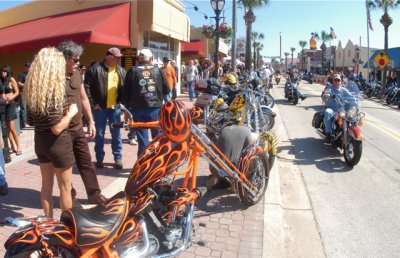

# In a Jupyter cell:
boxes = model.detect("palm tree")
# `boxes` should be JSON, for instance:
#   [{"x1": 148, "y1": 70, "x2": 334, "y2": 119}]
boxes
[
  {"x1": 256, "y1": 43, "x2": 264, "y2": 68},
  {"x1": 239, "y1": 0, "x2": 269, "y2": 71},
  {"x1": 299, "y1": 40, "x2": 307, "y2": 70},
  {"x1": 284, "y1": 52, "x2": 290, "y2": 71},
  {"x1": 251, "y1": 31, "x2": 264, "y2": 69},
  {"x1": 368, "y1": 0, "x2": 400, "y2": 90},
  {"x1": 290, "y1": 47, "x2": 296, "y2": 66},
  {"x1": 318, "y1": 30, "x2": 333, "y2": 73}
]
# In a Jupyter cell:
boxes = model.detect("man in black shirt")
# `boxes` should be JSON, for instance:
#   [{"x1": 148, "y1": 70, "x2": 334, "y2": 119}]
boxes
[{"x1": 17, "y1": 63, "x2": 30, "y2": 129}]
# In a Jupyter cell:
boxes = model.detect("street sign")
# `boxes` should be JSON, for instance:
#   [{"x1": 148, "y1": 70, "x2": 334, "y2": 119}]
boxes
[{"x1": 374, "y1": 51, "x2": 389, "y2": 69}]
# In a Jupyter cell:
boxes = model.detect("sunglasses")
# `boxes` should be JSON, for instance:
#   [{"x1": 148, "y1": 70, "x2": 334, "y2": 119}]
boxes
[
  {"x1": 334, "y1": 79, "x2": 341, "y2": 82},
  {"x1": 69, "y1": 58, "x2": 80, "y2": 63}
]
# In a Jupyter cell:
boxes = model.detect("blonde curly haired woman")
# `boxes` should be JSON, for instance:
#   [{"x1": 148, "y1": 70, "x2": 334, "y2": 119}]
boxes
[{"x1": 25, "y1": 47, "x2": 78, "y2": 218}]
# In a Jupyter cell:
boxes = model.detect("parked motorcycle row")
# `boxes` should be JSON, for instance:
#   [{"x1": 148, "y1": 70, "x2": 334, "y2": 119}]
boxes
[
  {"x1": 358, "y1": 78, "x2": 400, "y2": 108},
  {"x1": 2, "y1": 75, "x2": 278, "y2": 257}
]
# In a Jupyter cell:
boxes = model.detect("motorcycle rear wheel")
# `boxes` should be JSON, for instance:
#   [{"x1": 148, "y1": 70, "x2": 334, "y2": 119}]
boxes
[
  {"x1": 344, "y1": 139, "x2": 362, "y2": 167},
  {"x1": 237, "y1": 154, "x2": 269, "y2": 206},
  {"x1": 5, "y1": 245, "x2": 77, "y2": 258}
]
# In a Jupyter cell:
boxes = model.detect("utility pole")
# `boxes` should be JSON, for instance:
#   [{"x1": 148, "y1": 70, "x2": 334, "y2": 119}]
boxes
[{"x1": 231, "y1": 0, "x2": 237, "y2": 72}]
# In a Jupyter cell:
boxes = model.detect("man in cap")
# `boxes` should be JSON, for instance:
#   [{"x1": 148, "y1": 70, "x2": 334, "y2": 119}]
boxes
[
  {"x1": 17, "y1": 62, "x2": 31, "y2": 129},
  {"x1": 123, "y1": 48, "x2": 170, "y2": 157},
  {"x1": 161, "y1": 56, "x2": 177, "y2": 102},
  {"x1": 85, "y1": 47, "x2": 126, "y2": 170},
  {"x1": 322, "y1": 73, "x2": 353, "y2": 143}
]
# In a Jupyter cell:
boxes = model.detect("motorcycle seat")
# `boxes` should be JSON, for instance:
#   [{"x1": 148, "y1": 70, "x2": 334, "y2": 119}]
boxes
[{"x1": 60, "y1": 191, "x2": 128, "y2": 247}]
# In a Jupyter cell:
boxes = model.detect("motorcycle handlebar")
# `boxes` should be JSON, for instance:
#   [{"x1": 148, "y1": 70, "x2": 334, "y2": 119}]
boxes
[{"x1": 111, "y1": 121, "x2": 160, "y2": 129}]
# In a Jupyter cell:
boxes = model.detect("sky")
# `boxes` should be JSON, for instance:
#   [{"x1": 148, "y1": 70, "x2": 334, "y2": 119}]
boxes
[
  {"x1": 0, "y1": 0, "x2": 399, "y2": 60},
  {"x1": 184, "y1": 0, "x2": 400, "y2": 60}
]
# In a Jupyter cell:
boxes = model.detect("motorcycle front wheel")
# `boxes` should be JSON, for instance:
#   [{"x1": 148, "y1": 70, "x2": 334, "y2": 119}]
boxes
[
  {"x1": 5, "y1": 245, "x2": 78, "y2": 258},
  {"x1": 237, "y1": 154, "x2": 269, "y2": 206},
  {"x1": 344, "y1": 139, "x2": 362, "y2": 167},
  {"x1": 292, "y1": 95, "x2": 299, "y2": 105}
]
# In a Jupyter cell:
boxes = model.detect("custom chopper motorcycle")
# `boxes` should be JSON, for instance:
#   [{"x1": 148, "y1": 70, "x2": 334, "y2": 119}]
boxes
[
  {"x1": 312, "y1": 82, "x2": 365, "y2": 167},
  {"x1": 3, "y1": 100, "x2": 277, "y2": 258}
]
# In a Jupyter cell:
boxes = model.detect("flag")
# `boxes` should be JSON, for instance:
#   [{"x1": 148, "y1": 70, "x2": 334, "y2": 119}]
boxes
[
  {"x1": 330, "y1": 27, "x2": 337, "y2": 39},
  {"x1": 367, "y1": 7, "x2": 374, "y2": 31}
]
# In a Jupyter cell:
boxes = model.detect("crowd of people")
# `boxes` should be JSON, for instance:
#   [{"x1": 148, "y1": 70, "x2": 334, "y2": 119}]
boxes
[{"x1": 0, "y1": 41, "x2": 175, "y2": 218}]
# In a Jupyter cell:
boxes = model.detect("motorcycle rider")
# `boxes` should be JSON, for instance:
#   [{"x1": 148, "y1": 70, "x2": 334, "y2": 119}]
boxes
[
  {"x1": 285, "y1": 68, "x2": 307, "y2": 100},
  {"x1": 322, "y1": 74, "x2": 353, "y2": 143}
]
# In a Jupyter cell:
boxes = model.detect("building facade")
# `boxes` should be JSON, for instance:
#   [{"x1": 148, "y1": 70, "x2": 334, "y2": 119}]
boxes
[{"x1": 0, "y1": 0, "x2": 190, "y2": 94}]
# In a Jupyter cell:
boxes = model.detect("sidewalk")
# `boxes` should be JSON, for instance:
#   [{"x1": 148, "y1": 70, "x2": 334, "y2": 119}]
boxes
[{"x1": 0, "y1": 94, "x2": 271, "y2": 258}]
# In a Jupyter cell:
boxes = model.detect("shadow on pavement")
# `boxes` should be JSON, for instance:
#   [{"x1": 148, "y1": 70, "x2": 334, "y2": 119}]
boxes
[
  {"x1": 0, "y1": 187, "x2": 45, "y2": 218},
  {"x1": 290, "y1": 137, "x2": 353, "y2": 173}
]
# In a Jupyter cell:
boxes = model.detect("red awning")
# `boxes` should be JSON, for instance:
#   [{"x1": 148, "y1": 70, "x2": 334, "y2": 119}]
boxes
[
  {"x1": 181, "y1": 41, "x2": 205, "y2": 56},
  {"x1": 0, "y1": 3, "x2": 131, "y2": 55}
]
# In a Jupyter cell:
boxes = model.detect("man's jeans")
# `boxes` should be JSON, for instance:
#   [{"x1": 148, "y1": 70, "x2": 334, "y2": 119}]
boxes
[
  {"x1": 93, "y1": 108, "x2": 122, "y2": 162},
  {"x1": 323, "y1": 108, "x2": 335, "y2": 134},
  {"x1": 132, "y1": 107, "x2": 161, "y2": 157},
  {"x1": 0, "y1": 121, "x2": 6, "y2": 185},
  {"x1": 19, "y1": 94, "x2": 27, "y2": 128},
  {"x1": 188, "y1": 80, "x2": 198, "y2": 101}
]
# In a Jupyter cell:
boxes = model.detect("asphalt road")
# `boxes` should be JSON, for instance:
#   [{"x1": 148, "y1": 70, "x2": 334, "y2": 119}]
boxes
[{"x1": 271, "y1": 79, "x2": 400, "y2": 258}]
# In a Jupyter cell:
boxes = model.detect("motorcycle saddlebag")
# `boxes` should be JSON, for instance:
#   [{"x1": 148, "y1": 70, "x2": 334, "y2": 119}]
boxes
[{"x1": 312, "y1": 111, "x2": 324, "y2": 128}]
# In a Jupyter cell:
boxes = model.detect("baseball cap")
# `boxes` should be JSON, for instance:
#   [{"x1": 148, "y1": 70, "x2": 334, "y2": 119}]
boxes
[
  {"x1": 333, "y1": 74, "x2": 341, "y2": 80},
  {"x1": 162, "y1": 57, "x2": 171, "y2": 63},
  {"x1": 139, "y1": 48, "x2": 153, "y2": 58},
  {"x1": 24, "y1": 62, "x2": 31, "y2": 67},
  {"x1": 107, "y1": 47, "x2": 123, "y2": 57}
]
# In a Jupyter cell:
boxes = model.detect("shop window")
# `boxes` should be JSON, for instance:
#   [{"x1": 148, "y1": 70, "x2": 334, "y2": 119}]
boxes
[{"x1": 143, "y1": 31, "x2": 174, "y2": 52}]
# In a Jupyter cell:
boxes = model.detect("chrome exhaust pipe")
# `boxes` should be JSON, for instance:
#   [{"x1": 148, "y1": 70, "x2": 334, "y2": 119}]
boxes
[
  {"x1": 121, "y1": 219, "x2": 150, "y2": 258},
  {"x1": 153, "y1": 204, "x2": 194, "y2": 258}
]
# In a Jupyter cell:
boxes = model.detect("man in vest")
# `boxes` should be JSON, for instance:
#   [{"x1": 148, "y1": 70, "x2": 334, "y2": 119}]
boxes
[{"x1": 123, "y1": 49, "x2": 170, "y2": 157}]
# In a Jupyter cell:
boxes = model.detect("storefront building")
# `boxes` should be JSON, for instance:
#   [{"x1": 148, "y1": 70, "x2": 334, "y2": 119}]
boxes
[{"x1": 0, "y1": 0, "x2": 190, "y2": 94}]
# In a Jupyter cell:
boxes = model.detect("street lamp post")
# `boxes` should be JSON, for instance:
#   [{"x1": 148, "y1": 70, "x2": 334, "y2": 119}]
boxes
[
  {"x1": 210, "y1": 0, "x2": 225, "y2": 78},
  {"x1": 356, "y1": 46, "x2": 361, "y2": 78}
]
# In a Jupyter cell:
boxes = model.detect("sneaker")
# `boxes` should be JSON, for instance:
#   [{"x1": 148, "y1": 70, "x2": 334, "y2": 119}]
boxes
[
  {"x1": 301, "y1": 96, "x2": 307, "y2": 101},
  {"x1": 96, "y1": 160, "x2": 104, "y2": 169},
  {"x1": 114, "y1": 160, "x2": 123, "y2": 170},
  {"x1": 128, "y1": 138, "x2": 138, "y2": 145},
  {"x1": 88, "y1": 193, "x2": 107, "y2": 205}
]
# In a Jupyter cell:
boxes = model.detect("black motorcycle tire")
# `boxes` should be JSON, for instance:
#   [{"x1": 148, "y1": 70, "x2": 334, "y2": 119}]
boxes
[
  {"x1": 237, "y1": 153, "x2": 269, "y2": 206},
  {"x1": 344, "y1": 139, "x2": 362, "y2": 167},
  {"x1": 386, "y1": 97, "x2": 392, "y2": 105},
  {"x1": 292, "y1": 95, "x2": 299, "y2": 105},
  {"x1": 5, "y1": 245, "x2": 77, "y2": 258},
  {"x1": 262, "y1": 109, "x2": 275, "y2": 131}
]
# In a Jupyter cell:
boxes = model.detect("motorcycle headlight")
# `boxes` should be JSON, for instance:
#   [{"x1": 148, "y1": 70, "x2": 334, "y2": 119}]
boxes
[
  {"x1": 347, "y1": 107, "x2": 358, "y2": 119},
  {"x1": 358, "y1": 112, "x2": 365, "y2": 119}
]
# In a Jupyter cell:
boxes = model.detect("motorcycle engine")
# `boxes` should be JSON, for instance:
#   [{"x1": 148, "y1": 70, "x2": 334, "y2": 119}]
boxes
[{"x1": 144, "y1": 183, "x2": 189, "y2": 251}]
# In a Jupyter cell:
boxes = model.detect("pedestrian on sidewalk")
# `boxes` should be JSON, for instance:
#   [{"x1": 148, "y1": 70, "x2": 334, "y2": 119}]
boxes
[
  {"x1": 0, "y1": 120, "x2": 8, "y2": 196},
  {"x1": 161, "y1": 56, "x2": 177, "y2": 102},
  {"x1": 17, "y1": 62, "x2": 31, "y2": 129},
  {"x1": 85, "y1": 47, "x2": 126, "y2": 170},
  {"x1": 185, "y1": 60, "x2": 198, "y2": 102},
  {"x1": 57, "y1": 41, "x2": 107, "y2": 205},
  {"x1": 25, "y1": 47, "x2": 78, "y2": 218},
  {"x1": 170, "y1": 60, "x2": 179, "y2": 100},
  {"x1": 1, "y1": 65, "x2": 22, "y2": 156},
  {"x1": 123, "y1": 48, "x2": 169, "y2": 157}
]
